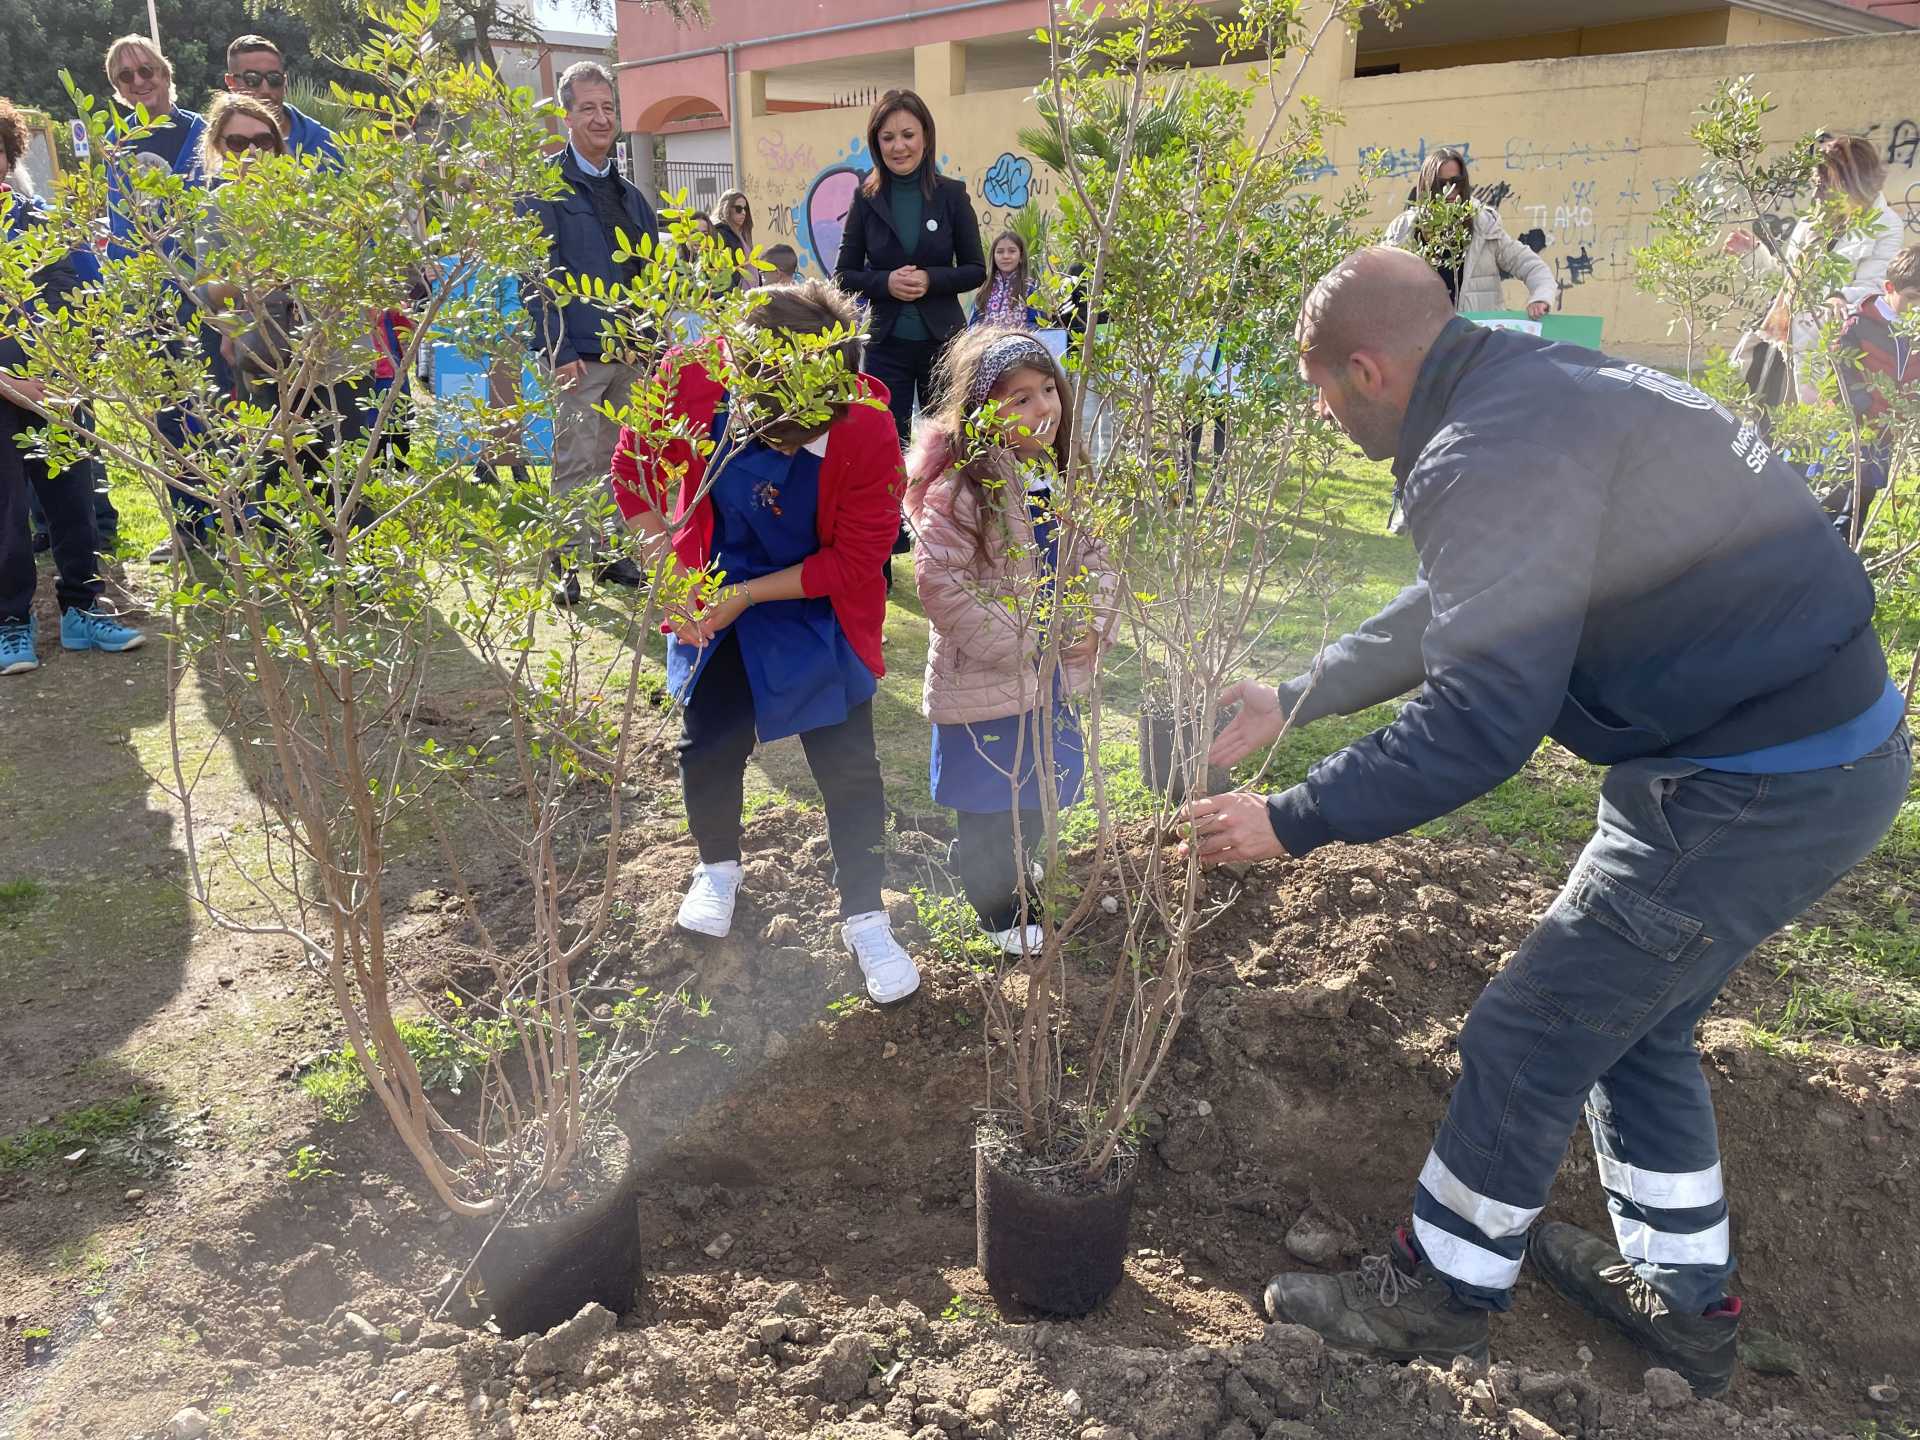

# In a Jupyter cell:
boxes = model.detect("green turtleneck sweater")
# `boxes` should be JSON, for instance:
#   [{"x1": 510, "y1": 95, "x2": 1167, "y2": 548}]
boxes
[{"x1": 887, "y1": 176, "x2": 929, "y2": 341}]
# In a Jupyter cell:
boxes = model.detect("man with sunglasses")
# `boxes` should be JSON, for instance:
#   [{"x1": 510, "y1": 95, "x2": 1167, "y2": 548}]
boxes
[{"x1": 223, "y1": 35, "x2": 339, "y2": 167}]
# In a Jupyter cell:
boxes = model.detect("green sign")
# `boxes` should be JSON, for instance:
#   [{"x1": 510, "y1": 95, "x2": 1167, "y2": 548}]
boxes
[{"x1": 1462, "y1": 311, "x2": 1605, "y2": 350}]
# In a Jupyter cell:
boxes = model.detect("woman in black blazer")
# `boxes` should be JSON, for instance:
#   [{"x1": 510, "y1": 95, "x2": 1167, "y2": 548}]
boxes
[{"x1": 833, "y1": 89, "x2": 986, "y2": 443}]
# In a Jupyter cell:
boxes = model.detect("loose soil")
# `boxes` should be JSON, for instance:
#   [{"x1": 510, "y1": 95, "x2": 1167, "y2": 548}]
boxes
[{"x1": 2, "y1": 578, "x2": 1916, "y2": 1440}]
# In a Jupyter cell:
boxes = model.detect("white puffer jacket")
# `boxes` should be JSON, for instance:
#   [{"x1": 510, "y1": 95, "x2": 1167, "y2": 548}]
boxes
[{"x1": 1384, "y1": 201, "x2": 1559, "y2": 315}]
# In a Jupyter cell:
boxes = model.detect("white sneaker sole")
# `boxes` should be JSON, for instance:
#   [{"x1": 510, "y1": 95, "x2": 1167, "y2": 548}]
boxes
[
  {"x1": 677, "y1": 912, "x2": 733, "y2": 938},
  {"x1": 863, "y1": 967, "x2": 921, "y2": 1006}
]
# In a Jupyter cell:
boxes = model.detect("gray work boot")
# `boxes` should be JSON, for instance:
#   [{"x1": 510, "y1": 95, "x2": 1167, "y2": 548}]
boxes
[
  {"x1": 1526, "y1": 1221, "x2": 1740, "y2": 1398},
  {"x1": 1264, "y1": 1226, "x2": 1490, "y2": 1365}
]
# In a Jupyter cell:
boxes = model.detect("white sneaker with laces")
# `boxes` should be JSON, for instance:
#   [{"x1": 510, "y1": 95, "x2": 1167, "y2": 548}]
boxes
[
  {"x1": 987, "y1": 923, "x2": 1045, "y2": 955},
  {"x1": 676, "y1": 861, "x2": 742, "y2": 937},
  {"x1": 842, "y1": 910, "x2": 921, "y2": 1005}
]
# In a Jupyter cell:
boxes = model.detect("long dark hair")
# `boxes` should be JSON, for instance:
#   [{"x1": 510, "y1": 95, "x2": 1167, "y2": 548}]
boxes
[
  {"x1": 1414, "y1": 145, "x2": 1470, "y2": 202},
  {"x1": 860, "y1": 89, "x2": 938, "y2": 199},
  {"x1": 973, "y1": 229, "x2": 1029, "y2": 314}
]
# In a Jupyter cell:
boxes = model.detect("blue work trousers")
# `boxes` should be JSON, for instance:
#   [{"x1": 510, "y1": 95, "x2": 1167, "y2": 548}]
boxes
[{"x1": 1413, "y1": 725, "x2": 1912, "y2": 1311}]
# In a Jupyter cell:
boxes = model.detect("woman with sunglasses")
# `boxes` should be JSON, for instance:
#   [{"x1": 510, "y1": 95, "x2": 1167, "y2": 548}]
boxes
[
  {"x1": 193, "y1": 95, "x2": 369, "y2": 524},
  {"x1": 709, "y1": 190, "x2": 756, "y2": 287}
]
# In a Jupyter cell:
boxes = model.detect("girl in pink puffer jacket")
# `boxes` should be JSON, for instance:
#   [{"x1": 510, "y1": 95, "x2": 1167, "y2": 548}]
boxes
[{"x1": 905, "y1": 328, "x2": 1119, "y2": 954}]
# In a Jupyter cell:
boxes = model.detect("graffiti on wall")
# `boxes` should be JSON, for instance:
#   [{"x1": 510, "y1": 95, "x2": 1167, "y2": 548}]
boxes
[
  {"x1": 981, "y1": 153, "x2": 1033, "y2": 209},
  {"x1": 756, "y1": 131, "x2": 817, "y2": 176},
  {"x1": 1356, "y1": 137, "x2": 1470, "y2": 179}
]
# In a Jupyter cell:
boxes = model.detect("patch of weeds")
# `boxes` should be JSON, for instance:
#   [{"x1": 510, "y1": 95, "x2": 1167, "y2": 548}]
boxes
[
  {"x1": 0, "y1": 877, "x2": 44, "y2": 925},
  {"x1": 99, "y1": 1105, "x2": 213, "y2": 1177},
  {"x1": 0, "y1": 1093, "x2": 155, "y2": 1172},
  {"x1": 939, "y1": 1294, "x2": 987, "y2": 1323},
  {"x1": 1059, "y1": 741, "x2": 1158, "y2": 850},
  {"x1": 1759, "y1": 979, "x2": 1920, "y2": 1052},
  {"x1": 297, "y1": 1012, "x2": 513, "y2": 1122},
  {"x1": 824, "y1": 993, "x2": 864, "y2": 1017},
  {"x1": 285, "y1": 1145, "x2": 340, "y2": 1183},
  {"x1": 911, "y1": 885, "x2": 998, "y2": 967}
]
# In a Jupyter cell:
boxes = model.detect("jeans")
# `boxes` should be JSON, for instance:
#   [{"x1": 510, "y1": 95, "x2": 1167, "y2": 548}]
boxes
[
  {"x1": 26, "y1": 407, "x2": 116, "y2": 539},
  {"x1": 2, "y1": 400, "x2": 102, "y2": 622},
  {"x1": 955, "y1": 807, "x2": 1045, "y2": 933},
  {"x1": 677, "y1": 631, "x2": 888, "y2": 918},
  {"x1": 1412, "y1": 724, "x2": 1913, "y2": 1312}
]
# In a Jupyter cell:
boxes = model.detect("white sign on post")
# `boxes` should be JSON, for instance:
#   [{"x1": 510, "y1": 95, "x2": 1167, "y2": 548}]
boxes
[{"x1": 70, "y1": 119, "x2": 90, "y2": 161}]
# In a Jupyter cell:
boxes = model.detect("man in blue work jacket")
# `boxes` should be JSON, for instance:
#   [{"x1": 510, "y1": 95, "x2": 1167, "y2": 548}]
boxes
[{"x1": 1182, "y1": 246, "x2": 1910, "y2": 1397}]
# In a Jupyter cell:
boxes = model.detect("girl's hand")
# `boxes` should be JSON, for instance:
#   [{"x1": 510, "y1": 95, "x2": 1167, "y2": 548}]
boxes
[
  {"x1": 1526, "y1": 300, "x2": 1550, "y2": 321},
  {"x1": 672, "y1": 586, "x2": 752, "y2": 646},
  {"x1": 1723, "y1": 230, "x2": 1757, "y2": 256}
]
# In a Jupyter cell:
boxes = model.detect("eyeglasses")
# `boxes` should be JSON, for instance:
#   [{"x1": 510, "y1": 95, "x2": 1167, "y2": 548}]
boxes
[
  {"x1": 236, "y1": 69, "x2": 287, "y2": 90},
  {"x1": 114, "y1": 64, "x2": 160, "y2": 87},
  {"x1": 221, "y1": 132, "x2": 279, "y2": 155}
]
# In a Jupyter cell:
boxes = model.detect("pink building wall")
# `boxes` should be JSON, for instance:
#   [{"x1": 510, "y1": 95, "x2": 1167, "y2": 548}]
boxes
[{"x1": 616, "y1": 0, "x2": 1045, "y2": 130}]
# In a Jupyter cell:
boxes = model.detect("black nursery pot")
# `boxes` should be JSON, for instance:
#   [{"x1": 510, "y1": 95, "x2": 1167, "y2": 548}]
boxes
[
  {"x1": 1138, "y1": 700, "x2": 1230, "y2": 806},
  {"x1": 474, "y1": 1129, "x2": 641, "y2": 1337},
  {"x1": 976, "y1": 1140, "x2": 1137, "y2": 1317}
]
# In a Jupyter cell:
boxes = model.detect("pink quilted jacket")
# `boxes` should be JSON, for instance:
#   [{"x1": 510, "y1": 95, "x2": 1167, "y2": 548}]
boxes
[{"x1": 905, "y1": 425, "x2": 1119, "y2": 725}]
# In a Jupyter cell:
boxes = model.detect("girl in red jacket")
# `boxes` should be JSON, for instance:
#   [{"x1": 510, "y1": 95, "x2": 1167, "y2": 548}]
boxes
[{"x1": 610, "y1": 280, "x2": 919, "y2": 1004}]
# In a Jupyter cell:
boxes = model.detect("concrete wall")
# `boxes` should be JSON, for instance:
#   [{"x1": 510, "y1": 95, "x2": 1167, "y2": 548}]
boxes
[{"x1": 730, "y1": 17, "x2": 1920, "y2": 364}]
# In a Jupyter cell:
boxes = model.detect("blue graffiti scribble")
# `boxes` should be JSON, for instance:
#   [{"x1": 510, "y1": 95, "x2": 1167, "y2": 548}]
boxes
[
  {"x1": 982, "y1": 152, "x2": 1033, "y2": 209},
  {"x1": 1358, "y1": 139, "x2": 1470, "y2": 180},
  {"x1": 1294, "y1": 154, "x2": 1339, "y2": 182}
]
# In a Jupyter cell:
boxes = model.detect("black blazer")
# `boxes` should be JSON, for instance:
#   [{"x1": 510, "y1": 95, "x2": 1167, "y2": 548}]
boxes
[{"x1": 834, "y1": 173, "x2": 985, "y2": 345}]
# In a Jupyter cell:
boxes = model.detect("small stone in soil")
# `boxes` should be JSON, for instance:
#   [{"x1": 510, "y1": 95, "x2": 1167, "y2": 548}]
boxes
[
  {"x1": 705, "y1": 1232, "x2": 735, "y2": 1259},
  {"x1": 1868, "y1": 1381, "x2": 1902, "y2": 1405},
  {"x1": 883, "y1": 1041, "x2": 898, "y2": 1059},
  {"x1": 1507, "y1": 1411, "x2": 1563, "y2": 1440},
  {"x1": 124, "y1": 1188, "x2": 145, "y2": 1203},
  {"x1": 167, "y1": 1408, "x2": 211, "y2": 1440},
  {"x1": 63, "y1": 1148, "x2": 88, "y2": 1167},
  {"x1": 1642, "y1": 1368, "x2": 1694, "y2": 1410}
]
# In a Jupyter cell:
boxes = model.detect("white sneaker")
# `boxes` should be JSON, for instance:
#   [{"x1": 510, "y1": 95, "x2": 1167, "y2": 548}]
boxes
[
  {"x1": 987, "y1": 923, "x2": 1045, "y2": 955},
  {"x1": 676, "y1": 861, "x2": 742, "y2": 937},
  {"x1": 842, "y1": 911, "x2": 921, "y2": 1005}
]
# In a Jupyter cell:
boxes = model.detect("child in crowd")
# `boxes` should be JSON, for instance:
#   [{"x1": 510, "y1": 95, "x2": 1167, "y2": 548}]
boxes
[
  {"x1": 1826, "y1": 243, "x2": 1919, "y2": 536},
  {"x1": 906, "y1": 328, "x2": 1116, "y2": 952},
  {"x1": 610, "y1": 279, "x2": 920, "y2": 1005},
  {"x1": 969, "y1": 230, "x2": 1037, "y2": 330},
  {"x1": 761, "y1": 244, "x2": 800, "y2": 285}
]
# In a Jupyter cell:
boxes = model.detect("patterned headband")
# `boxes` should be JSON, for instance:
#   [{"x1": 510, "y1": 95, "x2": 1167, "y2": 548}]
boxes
[{"x1": 969, "y1": 334, "x2": 1056, "y2": 408}]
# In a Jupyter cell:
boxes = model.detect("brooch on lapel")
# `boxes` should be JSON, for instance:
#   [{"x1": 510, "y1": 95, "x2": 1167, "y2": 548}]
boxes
[
  {"x1": 926, "y1": 218, "x2": 938, "y2": 231},
  {"x1": 753, "y1": 479, "x2": 784, "y2": 517}
]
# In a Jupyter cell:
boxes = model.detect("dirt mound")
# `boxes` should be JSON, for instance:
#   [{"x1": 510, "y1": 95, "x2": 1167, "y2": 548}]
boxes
[{"x1": 3, "y1": 822, "x2": 1915, "y2": 1440}]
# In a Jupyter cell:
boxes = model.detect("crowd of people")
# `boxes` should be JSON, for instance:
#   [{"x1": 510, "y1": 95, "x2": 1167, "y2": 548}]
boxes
[{"x1": 4, "y1": 40, "x2": 1919, "y2": 1403}]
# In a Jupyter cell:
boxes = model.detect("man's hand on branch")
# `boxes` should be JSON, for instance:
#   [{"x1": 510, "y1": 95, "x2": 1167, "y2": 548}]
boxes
[
  {"x1": 1177, "y1": 791, "x2": 1291, "y2": 867},
  {"x1": 1207, "y1": 679, "x2": 1286, "y2": 768}
]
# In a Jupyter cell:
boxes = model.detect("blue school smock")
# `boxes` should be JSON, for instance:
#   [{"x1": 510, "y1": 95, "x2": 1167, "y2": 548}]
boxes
[
  {"x1": 928, "y1": 494, "x2": 1087, "y2": 814},
  {"x1": 666, "y1": 417, "x2": 877, "y2": 742}
]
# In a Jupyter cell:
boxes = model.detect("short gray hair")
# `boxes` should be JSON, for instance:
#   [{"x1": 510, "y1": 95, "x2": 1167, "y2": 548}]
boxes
[{"x1": 557, "y1": 61, "x2": 616, "y2": 114}]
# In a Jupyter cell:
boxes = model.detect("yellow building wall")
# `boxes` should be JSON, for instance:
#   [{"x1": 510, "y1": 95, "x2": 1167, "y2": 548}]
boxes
[
  {"x1": 1361, "y1": 10, "x2": 1737, "y2": 73},
  {"x1": 732, "y1": 23, "x2": 1920, "y2": 365},
  {"x1": 1724, "y1": 11, "x2": 1834, "y2": 45}
]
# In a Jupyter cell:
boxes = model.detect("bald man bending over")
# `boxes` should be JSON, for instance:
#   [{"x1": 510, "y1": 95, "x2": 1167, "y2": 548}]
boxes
[{"x1": 1183, "y1": 247, "x2": 1908, "y2": 1393}]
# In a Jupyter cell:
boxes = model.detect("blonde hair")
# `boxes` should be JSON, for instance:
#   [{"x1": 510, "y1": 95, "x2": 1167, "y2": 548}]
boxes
[
  {"x1": 104, "y1": 35, "x2": 176, "y2": 109},
  {"x1": 199, "y1": 92, "x2": 287, "y2": 175},
  {"x1": 1818, "y1": 134, "x2": 1887, "y2": 208}
]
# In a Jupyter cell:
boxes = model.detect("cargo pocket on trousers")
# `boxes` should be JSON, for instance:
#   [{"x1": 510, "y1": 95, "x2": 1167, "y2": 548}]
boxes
[{"x1": 1507, "y1": 858, "x2": 1710, "y2": 1040}]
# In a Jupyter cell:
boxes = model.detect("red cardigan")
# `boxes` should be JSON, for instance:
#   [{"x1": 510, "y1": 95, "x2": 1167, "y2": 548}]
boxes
[{"x1": 610, "y1": 357, "x2": 904, "y2": 678}]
